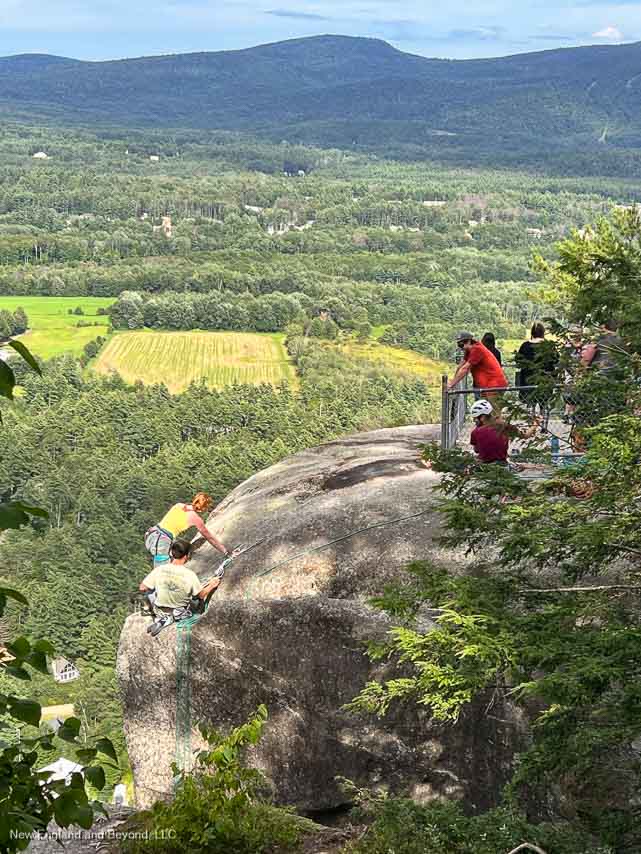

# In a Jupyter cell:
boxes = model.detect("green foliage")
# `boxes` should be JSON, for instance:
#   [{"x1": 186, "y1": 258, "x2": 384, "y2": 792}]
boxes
[
  {"x1": 121, "y1": 706, "x2": 313, "y2": 854},
  {"x1": 540, "y1": 208, "x2": 641, "y2": 348},
  {"x1": 0, "y1": 593, "x2": 118, "y2": 851},
  {"x1": 0, "y1": 341, "x2": 118, "y2": 851},
  {"x1": 342, "y1": 786, "x2": 603, "y2": 854}
]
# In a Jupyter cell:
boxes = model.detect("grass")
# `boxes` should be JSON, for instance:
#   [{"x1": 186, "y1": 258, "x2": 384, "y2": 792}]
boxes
[
  {"x1": 92, "y1": 330, "x2": 295, "y2": 392},
  {"x1": 340, "y1": 337, "x2": 447, "y2": 386},
  {"x1": 40, "y1": 704, "x2": 75, "y2": 723},
  {"x1": 0, "y1": 296, "x2": 113, "y2": 359}
]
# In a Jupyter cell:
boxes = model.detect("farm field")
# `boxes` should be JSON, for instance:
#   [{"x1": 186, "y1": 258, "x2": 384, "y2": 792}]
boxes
[
  {"x1": 92, "y1": 330, "x2": 296, "y2": 392},
  {"x1": 0, "y1": 296, "x2": 113, "y2": 358},
  {"x1": 339, "y1": 338, "x2": 447, "y2": 386}
]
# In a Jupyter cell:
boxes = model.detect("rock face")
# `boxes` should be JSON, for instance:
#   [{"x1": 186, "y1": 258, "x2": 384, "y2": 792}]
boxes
[{"x1": 118, "y1": 426, "x2": 524, "y2": 811}]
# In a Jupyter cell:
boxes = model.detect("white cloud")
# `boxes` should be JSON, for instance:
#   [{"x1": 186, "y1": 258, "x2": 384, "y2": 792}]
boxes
[{"x1": 592, "y1": 25, "x2": 624, "y2": 41}]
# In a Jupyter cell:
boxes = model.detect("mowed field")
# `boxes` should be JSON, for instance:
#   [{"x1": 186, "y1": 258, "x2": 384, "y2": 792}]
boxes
[
  {"x1": 339, "y1": 339, "x2": 447, "y2": 386},
  {"x1": 0, "y1": 296, "x2": 113, "y2": 358},
  {"x1": 93, "y1": 330, "x2": 295, "y2": 392}
]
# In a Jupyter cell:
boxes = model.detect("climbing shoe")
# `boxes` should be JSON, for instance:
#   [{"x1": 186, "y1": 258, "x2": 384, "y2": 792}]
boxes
[{"x1": 147, "y1": 615, "x2": 173, "y2": 637}]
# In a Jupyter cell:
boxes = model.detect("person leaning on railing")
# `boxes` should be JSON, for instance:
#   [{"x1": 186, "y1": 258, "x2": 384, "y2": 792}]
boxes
[{"x1": 448, "y1": 331, "x2": 508, "y2": 410}]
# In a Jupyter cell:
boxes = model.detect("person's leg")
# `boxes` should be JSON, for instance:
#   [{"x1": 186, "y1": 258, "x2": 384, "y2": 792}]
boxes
[
  {"x1": 145, "y1": 527, "x2": 173, "y2": 565},
  {"x1": 157, "y1": 530, "x2": 172, "y2": 560}
]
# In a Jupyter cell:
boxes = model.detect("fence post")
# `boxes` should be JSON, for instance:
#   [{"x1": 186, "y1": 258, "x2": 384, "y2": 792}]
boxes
[{"x1": 441, "y1": 374, "x2": 449, "y2": 449}]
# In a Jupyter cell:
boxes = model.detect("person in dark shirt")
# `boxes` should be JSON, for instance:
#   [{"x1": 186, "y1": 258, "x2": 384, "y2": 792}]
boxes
[
  {"x1": 469, "y1": 399, "x2": 510, "y2": 464},
  {"x1": 469, "y1": 399, "x2": 538, "y2": 465},
  {"x1": 481, "y1": 332, "x2": 502, "y2": 365},
  {"x1": 516, "y1": 322, "x2": 558, "y2": 392},
  {"x1": 516, "y1": 322, "x2": 559, "y2": 425}
]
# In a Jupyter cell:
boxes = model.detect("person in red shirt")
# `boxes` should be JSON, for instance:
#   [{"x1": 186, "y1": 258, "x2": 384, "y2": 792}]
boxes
[{"x1": 448, "y1": 331, "x2": 508, "y2": 398}]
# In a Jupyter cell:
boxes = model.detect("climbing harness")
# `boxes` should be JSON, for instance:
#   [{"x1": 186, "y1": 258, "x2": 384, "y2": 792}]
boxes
[{"x1": 145, "y1": 539, "x2": 265, "y2": 637}]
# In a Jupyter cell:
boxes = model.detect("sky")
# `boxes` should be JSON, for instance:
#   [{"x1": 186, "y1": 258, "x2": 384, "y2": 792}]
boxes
[{"x1": 0, "y1": 0, "x2": 639, "y2": 61}]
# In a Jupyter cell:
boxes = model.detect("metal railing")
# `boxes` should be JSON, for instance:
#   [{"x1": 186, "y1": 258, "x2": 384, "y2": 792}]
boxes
[
  {"x1": 440, "y1": 378, "x2": 564, "y2": 450},
  {"x1": 440, "y1": 373, "x2": 470, "y2": 449}
]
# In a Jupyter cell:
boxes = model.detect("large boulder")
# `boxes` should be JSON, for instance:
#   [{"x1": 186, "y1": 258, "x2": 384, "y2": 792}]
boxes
[{"x1": 118, "y1": 426, "x2": 525, "y2": 811}]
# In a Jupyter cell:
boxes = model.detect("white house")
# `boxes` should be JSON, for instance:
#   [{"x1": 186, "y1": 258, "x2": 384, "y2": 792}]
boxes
[
  {"x1": 113, "y1": 783, "x2": 128, "y2": 806},
  {"x1": 38, "y1": 758, "x2": 83, "y2": 785},
  {"x1": 149, "y1": 155, "x2": 160, "y2": 162},
  {"x1": 32, "y1": 151, "x2": 49, "y2": 160},
  {"x1": 51, "y1": 657, "x2": 80, "y2": 684}
]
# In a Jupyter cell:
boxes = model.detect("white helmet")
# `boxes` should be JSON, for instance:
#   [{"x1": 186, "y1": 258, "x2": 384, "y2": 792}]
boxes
[{"x1": 470, "y1": 399, "x2": 493, "y2": 418}]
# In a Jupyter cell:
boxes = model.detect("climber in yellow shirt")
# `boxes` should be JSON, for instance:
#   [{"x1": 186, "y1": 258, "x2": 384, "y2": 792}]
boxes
[{"x1": 144, "y1": 491, "x2": 230, "y2": 564}]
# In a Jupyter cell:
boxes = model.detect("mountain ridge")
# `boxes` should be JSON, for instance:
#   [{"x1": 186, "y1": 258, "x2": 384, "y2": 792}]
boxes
[{"x1": 3, "y1": 34, "x2": 641, "y2": 171}]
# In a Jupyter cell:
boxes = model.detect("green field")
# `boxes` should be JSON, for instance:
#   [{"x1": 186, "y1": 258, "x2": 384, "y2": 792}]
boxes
[
  {"x1": 0, "y1": 296, "x2": 113, "y2": 359},
  {"x1": 93, "y1": 330, "x2": 295, "y2": 392},
  {"x1": 339, "y1": 338, "x2": 447, "y2": 386}
]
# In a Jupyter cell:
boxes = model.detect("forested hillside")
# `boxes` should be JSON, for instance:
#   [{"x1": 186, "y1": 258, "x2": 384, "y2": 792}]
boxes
[{"x1": 3, "y1": 36, "x2": 641, "y2": 172}]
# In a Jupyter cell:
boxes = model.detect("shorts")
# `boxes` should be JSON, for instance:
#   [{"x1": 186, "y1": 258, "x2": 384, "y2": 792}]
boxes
[{"x1": 145, "y1": 525, "x2": 173, "y2": 563}]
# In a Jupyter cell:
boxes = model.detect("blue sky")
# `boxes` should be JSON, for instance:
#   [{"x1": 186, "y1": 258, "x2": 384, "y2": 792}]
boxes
[{"x1": 0, "y1": 0, "x2": 639, "y2": 60}]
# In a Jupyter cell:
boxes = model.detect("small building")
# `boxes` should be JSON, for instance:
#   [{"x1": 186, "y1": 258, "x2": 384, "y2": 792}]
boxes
[
  {"x1": 51, "y1": 657, "x2": 80, "y2": 684},
  {"x1": 32, "y1": 151, "x2": 49, "y2": 160},
  {"x1": 149, "y1": 155, "x2": 160, "y2": 162},
  {"x1": 526, "y1": 227, "x2": 544, "y2": 238},
  {"x1": 113, "y1": 783, "x2": 128, "y2": 807},
  {"x1": 38, "y1": 758, "x2": 83, "y2": 785}
]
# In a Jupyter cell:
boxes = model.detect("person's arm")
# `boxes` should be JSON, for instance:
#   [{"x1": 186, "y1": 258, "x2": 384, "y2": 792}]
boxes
[
  {"x1": 139, "y1": 569, "x2": 156, "y2": 593},
  {"x1": 581, "y1": 343, "x2": 597, "y2": 368},
  {"x1": 188, "y1": 510, "x2": 229, "y2": 555},
  {"x1": 197, "y1": 576, "x2": 221, "y2": 600},
  {"x1": 448, "y1": 360, "x2": 471, "y2": 389}
]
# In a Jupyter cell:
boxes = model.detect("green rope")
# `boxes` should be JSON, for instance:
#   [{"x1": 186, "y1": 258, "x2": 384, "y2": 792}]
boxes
[{"x1": 174, "y1": 613, "x2": 200, "y2": 785}]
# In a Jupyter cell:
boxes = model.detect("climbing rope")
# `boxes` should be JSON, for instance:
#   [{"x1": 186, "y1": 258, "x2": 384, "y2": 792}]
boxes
[
  {"x1": 172, "y1": 539, "x2": 265, "y2": 784},
  {"x1": 172, "y1": 507, "x2": 435, "y2": 778},
  {"x1": 174, "y1": 614, "x2": 198, "y2": 782},
  {"x1": 243, "y1": 505, "x2": 436, "y2": 601}
]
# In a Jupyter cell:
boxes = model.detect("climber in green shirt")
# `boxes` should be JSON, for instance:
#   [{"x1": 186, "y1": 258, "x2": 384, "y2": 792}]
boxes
[{"x1": 139, "y1": 539, "x2": 221, "y2": 611}]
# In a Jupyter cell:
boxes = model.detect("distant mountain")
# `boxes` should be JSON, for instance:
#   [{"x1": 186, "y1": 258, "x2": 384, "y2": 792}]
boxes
[{"x1": 4, "y1": 35, "x2": 641, "y2": 170}]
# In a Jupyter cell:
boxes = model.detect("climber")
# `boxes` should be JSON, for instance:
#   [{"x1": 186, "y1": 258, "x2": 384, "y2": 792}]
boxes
[
  {"x1": 144, "y1": 492, "x2": 230, "y2": 564},
  {"x1": 139, "y1": 539, "x2": 226, "y2": 636},
  {"x1": 448, "y1": 331, "x2": 508, "y2": 409},
  {"x1": 469, "y1": 399, "x2": 538, "y2": 465}
]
